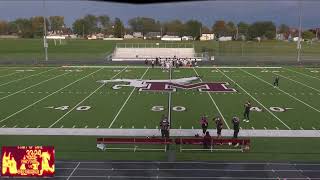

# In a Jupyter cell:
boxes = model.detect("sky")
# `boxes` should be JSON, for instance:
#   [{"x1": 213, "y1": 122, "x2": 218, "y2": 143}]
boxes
[{"x1": 0, "y1": 0, "x2": 319, "y2": 29}]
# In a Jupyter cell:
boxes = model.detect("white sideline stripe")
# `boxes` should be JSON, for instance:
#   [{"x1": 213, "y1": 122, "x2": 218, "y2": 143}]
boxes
[
  {"x1": 55, "y1": 167, "x2": 320, "y2": 172},
  {"x1": 274, "y1": 72, "x2": 320, "y2": 93},
  {"x1": 0, "y1": 72, "x2": 70, "y2": 101},
  {"x1": 0, "y1": 72, "x2": 21, "y2": 78},
  {"x1": 1, "y1": 128, "x2": 320, "y2": 137},
  {"x1": 47, "y1": 176, "x2": 314, "y2": 179},
  {"x1": 108, "y1": 68, "x2": 150, "y2": 128},
  {"x1": 67, "y1": 162, "x2": 80, "y2": 180},
  {"x1": 285, "y1": 68, "x2": 320, "y2": 81},
  {"x1": 55, "y1": 161, "x2": 320, "y2": 165},
  {"x1": 63, "y1": 65, "x2": 282, "y2": 69},
  {"x1": 0, "y1": 68, "x2": 102, "y2": 123},
  {"x1": 242, "y1": 69, "x2": 320, "y2": 113},
  {"x1": 218, "y1": 69, "x2": 291, "y2": 130},
  {"x1": 48, "y1": 67, "x2": 126, "y2": 128},
  {"x1": 193, "y1": 68, "x2": 230, "y2": 129},
  {"x1": 0, "y1": 67, "x2": 57, "y2": 87}
]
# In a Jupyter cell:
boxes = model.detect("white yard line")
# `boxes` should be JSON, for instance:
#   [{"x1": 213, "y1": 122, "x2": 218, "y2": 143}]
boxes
[
  {"x1": 64, "y1": 65, "x2": 282, "y2": 69},
  {"x1": 108, "y1": 68, "x2": 149, "y2": 128},
  {"x1": 0, "y1": 68, "x2": 103, "y2": 123},
  {"x1": 67, "y1": 162, "x2": 80, "y2": 180},
  {"x1": 0, "y1": 72, "x2": 70, "y2": 101},
  {"x1": 0, "y1": 72, "x2": 21, "y2": 78},
  {"x1": 168, "y1": 67, "x2": 172, "y2": 123},
  {"x1": 285, "y1": 68, "x2": 320, "y2": 81},
  {"x1": 273, "y1": 72, "x2": 320, "y2": 93},
  {"x1": 48, "y1": 67, "x2": 126, "y2": 128},
  {"x1": 192, "y1": 67, "x2": 230, "y2": 129},
  {"x1": 241, "y1": 69, "x2": 320, "y2": 113},
  {"x1": 218, "y1": 69, "x2": 291, "y2": 130},
  {"x1": 0, "y1": 67, "x2": 57, "y2": 87}
]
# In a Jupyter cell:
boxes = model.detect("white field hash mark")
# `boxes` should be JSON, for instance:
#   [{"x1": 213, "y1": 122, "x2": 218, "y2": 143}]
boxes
[
  {"x1": 193, "y1": 67, "x2": 230, "y2": 129},
  {"x1": 0, "y1": 68, "x2": 103, "y2": 123},
  {"x1": 0, "y1": 72, "x2": 71, "y2": 101},
  {"x1": 0, "y1": 67, "x2": 58, "y2": 87},
  {"x1": 241, "y1": 69, "x2": 320, "y2": 113},
  {"x1": 48, "y1": 67, "x2": 127, "y2": 128},
  {"x1": 108, "y1": 67, "x2": 150, "y2": 128},
  {"x1": 0, "y1": 71, "x2": 21, "y2": 78},
  {"x1": 273, "y1": 72, "x2": 320, "y2": 93},
  {"x1": 218, "y1": 69, "x2": 291, "y2": 130}
]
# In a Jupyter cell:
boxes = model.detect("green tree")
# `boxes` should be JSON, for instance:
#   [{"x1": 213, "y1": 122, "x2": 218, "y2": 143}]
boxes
[
  {"x1": 31, "y1": 16, "x2": 49, "y2": 37},
  {"x1": 72, "y1": 19, "x2": 88, "y2": 37},
  {"x1": 248, "y1": 21, "x2": 276, "y2": 40},
  {"x1": 162, "y1": 20, "x2": 185, "y2": 36},
  {"x1": 113, "y1": 17, "x2": 124, "y2": 38},
  {"x1": 13, "y1": 18, "x2": 33, "y2": 38},
  {"x1": 237, "y1": 22, "x2": 249, "y2": 39},
  {"x1": 185, "y1": 20, "x2": 202, "y2": 39},
  {"x1": 128, "y1": 17, "x2": 160, "y2": 35},
  {"x1": 226, "y1": 21, "x2": 236, "y2": 37},
  {"x1": 98, "y1": 15, "x2": 111, "y2": 33},
  {"x1": 278, "y1": 24, "x2": 290, "y2": 34},
  {"x1": 302, "y1": 30, "x2": 315, "y2": 40},
  {"x1": 49, "y1": 16, "x2": 65, "y2": 33}
]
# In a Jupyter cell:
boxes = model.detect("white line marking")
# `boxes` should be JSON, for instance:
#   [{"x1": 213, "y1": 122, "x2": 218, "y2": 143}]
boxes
[
  {"x1": 218, "y1": 69, "x2": 291, "y2": 129},
  {"x1": 67, "y1": 162, "x2": 80, "y2": 180},
  {"x1": 60, "y1": 125, "x2": 64, "y2": 128},
  {"x1": 274, "y1": 72, "x2": 320, "y2": 93},
  {"x1": 0, "y1": 68, "x2": 103, "y2": 123},
  {"x1": 72, "y1": 125, "x2": 75, "y2": 128},
  {"x1": 96, "y1": 126, "x2": 100, "y2": 128},
  {"x1": 1, "y1": 125, "x2": 6, "y2": 128},
  {"x1": 85, "y1": 125, "x2": 88, "y2": 128},
  {"x1": 108, "y1": 68, "x2": 149, "y2": 128},
  {"x1": 50, "y1": 67, "x2": 125, "y2": 127},
  {"x1": 13, "y1": 125, "x2": 17, "y2": 128},
  {"x1": 0, "y1": 72, "x2": 21, "y2": 78},
  {"x1": 193, "y1": 68, "x2": 230, "y2": 129},
  {"x1": 25, "y1": 125, "x2": 29, "y2": 128},
  {"x1": 285, "y1": 68, "x2": 320, "y2": 81},
  {"x1": 168, "y1": 67, "x2": 172, "y2": 123},
  {"x1": 36, "y1": 125, "x2": 40, "y2": 128},
  {"x1": 0, "y1": 68, "x2": 57, "y2": 87},
  {"x1": 312, "y1": 127, "x2": 316, "y2": 130},
  {"x1": 242, "y1": 69, "x2": 320, "y2": 113},
  {"x1": 0, "y1": 72, "x2": 70, "y2": 101}
]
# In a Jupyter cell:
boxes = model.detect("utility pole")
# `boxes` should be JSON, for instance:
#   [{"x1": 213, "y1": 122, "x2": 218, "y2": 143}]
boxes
[
  {"x1": 43, "y1": 0, "x2": 48, "y2": 61},
  {"x1": 297, "y1": 0, "x2": 302, "y2": 63},
  {"x1": 82, "y1": 23, "x2": 84, "y2": 38}
]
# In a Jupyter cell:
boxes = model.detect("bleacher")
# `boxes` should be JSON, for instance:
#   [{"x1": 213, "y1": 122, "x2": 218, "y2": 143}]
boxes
[{"x1": 111, "y1": 43, "x2": 202, "y2": 61}]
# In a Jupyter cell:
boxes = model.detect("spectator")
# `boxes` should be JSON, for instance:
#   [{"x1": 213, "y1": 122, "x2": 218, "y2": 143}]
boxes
[{"x1": 203, "y1": 131, "x2": 212, "y2": 149}]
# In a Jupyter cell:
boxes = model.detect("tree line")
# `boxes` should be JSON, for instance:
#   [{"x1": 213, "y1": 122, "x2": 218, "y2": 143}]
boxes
[{"x1": 0, "y1": 14, "x2": 317, "y2": 40}]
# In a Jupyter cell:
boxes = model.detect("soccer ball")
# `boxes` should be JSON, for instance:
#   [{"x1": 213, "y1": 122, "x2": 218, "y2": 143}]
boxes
[{"x1": 228, "y1": 142, "x2": 232, "y2": 146}]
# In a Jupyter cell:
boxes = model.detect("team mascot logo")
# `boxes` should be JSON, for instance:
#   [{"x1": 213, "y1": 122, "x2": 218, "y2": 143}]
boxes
[{"x1": 97, "y1": 76, "x2": 236, "y2": 92}]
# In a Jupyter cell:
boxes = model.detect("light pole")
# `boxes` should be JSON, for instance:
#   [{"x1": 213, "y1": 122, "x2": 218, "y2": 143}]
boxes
[
  {"x1": 43, "y1": 0, "x2": 48, "y2": 61},
  {"x1": 297, "y1": 0, "x2": 302, "y2": 63}
]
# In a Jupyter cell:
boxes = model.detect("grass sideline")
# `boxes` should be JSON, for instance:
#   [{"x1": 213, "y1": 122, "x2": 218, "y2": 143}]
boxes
[
  {"x1": 1, "y1": 135, "x2": 320, "y2": 161},
  {"x1": 1, "y1": 39, "x2": 320, "y2": 61}
]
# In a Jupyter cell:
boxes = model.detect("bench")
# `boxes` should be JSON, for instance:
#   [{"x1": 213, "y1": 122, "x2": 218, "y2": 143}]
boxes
[
  {"x1": 97, "y1": 138, "x2": 173, "y2": 152},
  {"x1": 175, "y1": 138, "x2": 250, "y2": 152}
]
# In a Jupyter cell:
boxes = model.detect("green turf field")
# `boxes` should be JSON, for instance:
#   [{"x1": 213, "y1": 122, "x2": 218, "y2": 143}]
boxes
[
  {"x1": 1, "y1": 39, "x2": 320, "y2": 61},
  {"x1": 0, "y1": 65, "x2": 319, "y2": 130}
]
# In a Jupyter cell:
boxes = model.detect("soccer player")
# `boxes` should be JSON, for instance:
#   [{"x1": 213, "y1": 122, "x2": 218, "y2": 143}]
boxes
[
  {"x1": 273, "y1": 76, "x2": 279, "y2": 87},
  {"x1": 151, "y1": 60, "x2": 155, "y2": 68},
  {"x1": 199, "y1": 114, "x2": 209, "y2": 134},
  {"x1": 160, "y1": 115, "x2": 170, "y2": 138},
  {"x1": 214, "y1": 116, "x2": 223, "y2": 138},
  {"x1": 243, "y1": 101, "x2": 251, "y2": 122}
]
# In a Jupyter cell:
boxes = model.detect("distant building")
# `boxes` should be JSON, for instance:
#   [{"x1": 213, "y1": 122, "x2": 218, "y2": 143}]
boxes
[
  {"x1": 182, "y1": 36, "x2": 194, "y2": 41},
  {"x1": 161, "y1": 35, "x2": 181, "y2": 41},
  {"x1": 124, "y1": 34, "x2": 134, "y2": 39},
  {"x1": 218, "y1": 36, "x2": 232, "y2": 41},
  {"x1": 133, "y1": 32, "x2": 143, "y2": 38},
  {"x1": 144, "y1": 32, "x2": 161, "y2": 39},
  {"x1": 200, "y1": 33, "x2": 215, "y2": 41}
]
